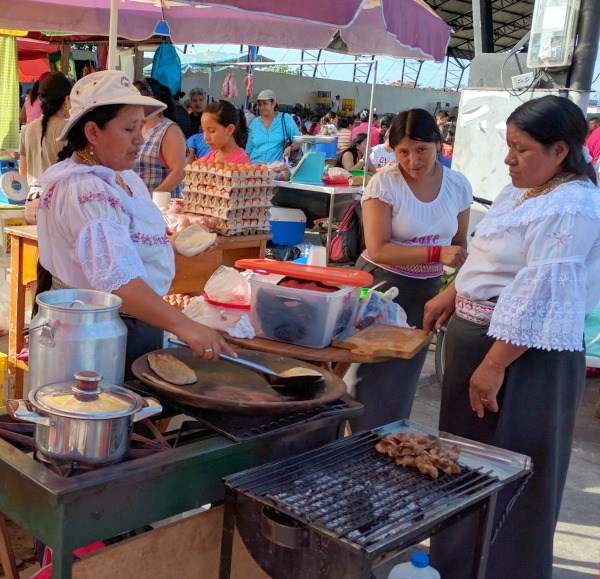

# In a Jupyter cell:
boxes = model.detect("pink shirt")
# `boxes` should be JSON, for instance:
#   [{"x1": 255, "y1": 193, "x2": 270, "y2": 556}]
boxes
[
  {"x1": 202, "y1": 147, "x2": 252, "y2": 164},
  {"x1": 350, "y1": 122, "x2": 380, "y2": 147},
  {"x1": 25, "y1": 98, "x2": 43, "y2": 123},
  {"x1": 586, "y1": 126, "x2": 600, "y2": 166}
]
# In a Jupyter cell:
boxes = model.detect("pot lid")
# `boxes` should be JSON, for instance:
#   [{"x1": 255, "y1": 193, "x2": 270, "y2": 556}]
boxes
[{"x1": 31, "y1": 371, "x2": 141, "y2": 419}]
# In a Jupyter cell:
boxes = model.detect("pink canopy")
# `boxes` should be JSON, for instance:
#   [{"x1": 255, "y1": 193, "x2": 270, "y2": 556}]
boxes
[{"x1": 1, "y1": 0, "x2": 451, "y2": 62}]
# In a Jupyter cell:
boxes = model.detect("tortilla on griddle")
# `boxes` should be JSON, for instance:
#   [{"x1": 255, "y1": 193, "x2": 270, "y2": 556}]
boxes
[{"x1": 147, "y1": 352, "x2": 197, "y2": 385}]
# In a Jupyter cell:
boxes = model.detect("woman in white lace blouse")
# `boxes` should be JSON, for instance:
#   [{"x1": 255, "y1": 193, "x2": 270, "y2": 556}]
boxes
[
  {"x1": 36, "y1": 71, "x2": 235, "y2": 379},
  {"x1": 423, "y1": 95, "x2": 599, "y2": 579}
]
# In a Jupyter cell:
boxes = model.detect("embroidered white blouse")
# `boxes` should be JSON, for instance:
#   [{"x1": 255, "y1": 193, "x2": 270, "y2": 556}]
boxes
[
  {"x1": 456, "y1": 179, "x2": 600, "y2": 351},
  {"x1": 37, "y1": 158, "x2": 175, "y2": 296}
]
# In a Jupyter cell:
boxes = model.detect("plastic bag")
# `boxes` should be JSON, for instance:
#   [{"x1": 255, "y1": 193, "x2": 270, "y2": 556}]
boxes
[
  {"x1": 358, "y1": 285, "x2": 410, "y2": 328},
  {"x1": 203, "y1": 266, "x2": 250, "y2": 307},
  {"x1": 181, "y1": 296, "x2": 255, "y2": 338}
]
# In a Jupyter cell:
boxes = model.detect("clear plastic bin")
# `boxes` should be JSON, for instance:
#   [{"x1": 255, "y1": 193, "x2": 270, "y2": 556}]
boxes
[{"x1": 248, "y1": 276, "x2": 360, "y2": 348}]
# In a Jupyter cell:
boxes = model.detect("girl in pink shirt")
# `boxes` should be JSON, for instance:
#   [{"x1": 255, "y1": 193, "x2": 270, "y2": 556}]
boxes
[{"x1": 200, "y1": 100, "x2": 251, "y2": 164}]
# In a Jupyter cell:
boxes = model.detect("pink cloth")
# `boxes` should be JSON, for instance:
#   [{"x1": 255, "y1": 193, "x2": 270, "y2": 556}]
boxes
[
  {"x1": 350, "y1": 122, "x2": 380, "y2": 147},
  {"x1": 24, "y1": 98, "x2": 42, "y2": 123},
  {"x1": 586, "y1": 126, "x2": 600, "y2": 166},
  {"x1": 202, "y1": 147, "x2": 252, "y2": 164}
]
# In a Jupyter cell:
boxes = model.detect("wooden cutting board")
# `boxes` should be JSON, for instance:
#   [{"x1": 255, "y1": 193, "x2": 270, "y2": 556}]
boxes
[{"x1": 332, "y1": 323, "x2": 431, "y2": 359}]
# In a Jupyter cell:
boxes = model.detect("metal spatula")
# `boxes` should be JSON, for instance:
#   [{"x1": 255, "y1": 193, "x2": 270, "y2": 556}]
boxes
[
  {"x1": 168, "y1": 339, "x2": 324, "y2": 388},
  {"x1": 218, "y1": 353, "x2": 324, "y2": 387}
]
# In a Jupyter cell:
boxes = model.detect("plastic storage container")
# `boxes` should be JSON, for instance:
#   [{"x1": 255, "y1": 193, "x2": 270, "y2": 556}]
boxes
[
  {"x1": 236, "y1": 259, "x2": 373, "y2": 349},
  {"x1": 387, "y1": 552, "x2": 441, "y2": 579},
  {"x1": 268, "y1": 207, "x2": 306, "y2": 245}
]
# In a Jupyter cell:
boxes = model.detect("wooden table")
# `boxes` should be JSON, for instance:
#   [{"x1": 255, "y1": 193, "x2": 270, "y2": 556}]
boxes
[{"x1": 4, "y1": 226, "x2": 269, "y2": 402}]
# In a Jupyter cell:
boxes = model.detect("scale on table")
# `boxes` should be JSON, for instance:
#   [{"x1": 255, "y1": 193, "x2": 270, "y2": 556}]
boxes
[
  {"x1": 289, "y1": 135, "x2": 336, "y2": 185},
  {"x1": 0, "y1": 171, "x2": 28, "y2": 205}
]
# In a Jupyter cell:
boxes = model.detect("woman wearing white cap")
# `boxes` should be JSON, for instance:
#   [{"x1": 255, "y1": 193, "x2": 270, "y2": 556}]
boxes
[
  {"x1": 35, "y1": 70, "x2": 235, "y2": 377},
  {"x1": 246, "y1": 89, "x2": 301, "y2": 164}
]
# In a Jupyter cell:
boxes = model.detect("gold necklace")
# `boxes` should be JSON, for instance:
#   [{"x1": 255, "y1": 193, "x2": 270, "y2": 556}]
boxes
[
  {"x1": 512, "y1": 171, "x2": 575, "y2": 210},
  {"x1": 76, "y1": 149, "x2": 132, "y2": 196}
]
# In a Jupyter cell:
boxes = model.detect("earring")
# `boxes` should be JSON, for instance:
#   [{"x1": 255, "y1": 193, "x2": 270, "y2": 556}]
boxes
[
  {"x1": 89, "y1": 148, "x2": 95, "y2": 157},
  {"x1": 63, "y1": 103, "x2": 70, "y2": 110}
]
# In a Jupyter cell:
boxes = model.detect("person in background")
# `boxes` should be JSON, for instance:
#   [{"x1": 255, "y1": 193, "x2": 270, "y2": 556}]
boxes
[
  {"x1": 376, "y1": 113, "x2": 394, "y2": 144},
  {"x1": 331, "y1": 95, "x2": 341, "y2": 114},
  {"x1": 585, "y1": 117, "x2": 600, "y2": 170},
  {"x1": 246, "y1": 89, "x2": 301, "y2": 163},
  {"x1": 335, "y1": 133, "x2": 375, "y2": 173},
  {"x1": 319, "y1": 111, "x2": 338, "y2": 136},
  {"x1": 435, "y1": 110, "x2": 449, "y2": 138},
  {"x1": 19, "y1": 73, "x2": 49, "y2": 124},
  {"x1": 19, "y1": 72, "x2": 72, "y2": 186},
  {"x1": 134, "y1": 78, "x2": 187, "y2": 198},
  {"x1": 243, "y1": 103, "x2": 256, "y2": 126},
  {"x1": 350, "y1": 108, "x2": 380, "y2": 147},
  {"x1": 19, "y1": 72, "x2": 74, "y2": 225},
  {"x1": 188, "y1": 87, "x2": 208, "y2": 135},
  {"x1": 368, "y1": 127, "x2": 396, "y2": 171},
  {"x1": 187, "y1": 131, "x2": 211, "y2": 161},
  {"x1": 441, "y1": 125, "x2": 455, "y2": 164},
  {"x1": 173, "y1": 90, "x2": 191, "y2": 139},
  {"x1": 307, "y1": 115, "x2": 321, "y2": 136},
  {"x1": 35, "y1": 71, "x2": 235, "y2": 378},
  {"x1": 424, "y1": 94, "x2": 599, "y2": 579},
  {"x1": 349, "y1": 108, "x2": 471, "y2": 433},
  {"x1": 200, "y1": 100, "x2": 250, "y2": 164},
  {"x1": 587, "y1": 116, "x2": 600, "y2": 135},
  {"x1": 336, "y1": 117, "x2": 352, "y2": 153}
]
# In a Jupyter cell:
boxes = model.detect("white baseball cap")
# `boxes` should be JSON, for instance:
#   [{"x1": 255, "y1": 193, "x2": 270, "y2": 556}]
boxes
[
  {"x1": 58, "y1": 70, "x2": 167, "y2": 141},
  {"x1": 256, "y1": 89, "x2": 277, "y2": 102}
]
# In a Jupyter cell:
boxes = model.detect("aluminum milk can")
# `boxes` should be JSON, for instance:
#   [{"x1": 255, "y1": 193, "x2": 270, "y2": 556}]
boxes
[{"x1": 27, "y1": 290, "x2": 127, "y2": 394}]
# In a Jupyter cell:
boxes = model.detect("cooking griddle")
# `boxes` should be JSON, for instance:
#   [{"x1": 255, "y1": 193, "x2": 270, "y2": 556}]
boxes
[{"x1": 132, "y1": 347, "x2": 347, "y2": 414}]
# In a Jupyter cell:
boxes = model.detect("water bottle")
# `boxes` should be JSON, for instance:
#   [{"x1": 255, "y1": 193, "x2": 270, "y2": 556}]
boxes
[{"x1": 387, "y1": 552, "x2": 441, "y2": 579}]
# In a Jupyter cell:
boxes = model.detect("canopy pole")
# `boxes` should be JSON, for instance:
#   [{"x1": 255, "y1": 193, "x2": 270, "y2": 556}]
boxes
[
  {"x1": 107, "y1": 0, "x2": 119, "y2": 70},
  {"x1": 363, "y1": 59, "x2": 378, "y2": 189}
]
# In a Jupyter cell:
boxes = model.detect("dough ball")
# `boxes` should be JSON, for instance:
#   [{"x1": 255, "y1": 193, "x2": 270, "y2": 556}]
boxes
[{"x1": 174, "y1": 224, "x2": 218, "y2": 257}]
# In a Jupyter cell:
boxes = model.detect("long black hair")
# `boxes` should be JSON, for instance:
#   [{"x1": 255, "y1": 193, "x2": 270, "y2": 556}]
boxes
[
  {"x1": 134, "y1": 78, "x2": 176, "y2": 122},
  {"x1": 507, "y1": 95, "x2": 597, "y2": 184},
  {"x1": 335, "y1": 133, "x2": 368, "y2": 168},
  {"x1": 204, "y1": 100, "x2": 249, "y2": 149},
  {"x1": 58, "y1": 104, "x2": 126, "y2": 161},
  {"x1": 388, "y1": 109, "x2": 441, "y2": 149},
  {"x1": 39, "y1": 72, "x2": 73, "y2": 146}
]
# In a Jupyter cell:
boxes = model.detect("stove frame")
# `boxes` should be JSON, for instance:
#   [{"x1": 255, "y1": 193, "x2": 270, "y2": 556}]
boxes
[{"x1": 0, "y1": 397, "x2": 359, "y2": 579}]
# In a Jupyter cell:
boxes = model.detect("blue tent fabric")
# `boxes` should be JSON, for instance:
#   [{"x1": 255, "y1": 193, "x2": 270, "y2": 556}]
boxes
[{"x1": 151, "y1": 42, "x2": 181, "y2": 97}]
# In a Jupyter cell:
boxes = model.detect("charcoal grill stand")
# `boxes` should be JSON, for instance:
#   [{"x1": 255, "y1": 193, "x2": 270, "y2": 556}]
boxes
[
  {"x1": 219, "y1": 420, "x2": 532, "y2": 579},
  {"x1": 219, "y1": 482, "x2": 498, "y2": 579}
]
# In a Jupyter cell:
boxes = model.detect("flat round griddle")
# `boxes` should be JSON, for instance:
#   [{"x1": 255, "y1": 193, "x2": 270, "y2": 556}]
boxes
[{"x1": 131, "y1": 347, "x2": 347, "y2": 414}]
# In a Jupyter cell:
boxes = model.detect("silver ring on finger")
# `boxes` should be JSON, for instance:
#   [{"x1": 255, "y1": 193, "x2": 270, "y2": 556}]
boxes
[{"x1": 204, "y1": 348, "x2": 213, "y2": 354}]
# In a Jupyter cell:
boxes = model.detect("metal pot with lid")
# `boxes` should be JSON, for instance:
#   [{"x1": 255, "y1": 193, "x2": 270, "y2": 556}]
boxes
[
  {"x1": 7, "y1": 371, "x2": 162, "y2": 465},
  {"x1": 28, "y1": 289, "x2": 128, "y2": 394}
]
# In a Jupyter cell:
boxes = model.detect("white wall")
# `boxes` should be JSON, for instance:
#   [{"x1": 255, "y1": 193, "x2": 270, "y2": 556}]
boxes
[{"x1": 180, "y1": 68, "x2": 460, "y2": 116}]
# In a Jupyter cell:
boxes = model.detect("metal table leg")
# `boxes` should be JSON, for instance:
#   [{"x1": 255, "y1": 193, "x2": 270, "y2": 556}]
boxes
[
  {"x1": 219, "y1": 490, "x2": 238, "y2": 579},
  {"x1": 473, "y1": 493, "x2": 498, "y2": 579}
]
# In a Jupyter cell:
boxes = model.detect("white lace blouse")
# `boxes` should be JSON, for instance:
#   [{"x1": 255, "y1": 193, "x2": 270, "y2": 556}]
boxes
[
  {"x1": 456, "y1": 179, "x2": 600, "y2": 351},
  {"x1": 37, "y1": 159, "x2": 175, "y2": 296}
]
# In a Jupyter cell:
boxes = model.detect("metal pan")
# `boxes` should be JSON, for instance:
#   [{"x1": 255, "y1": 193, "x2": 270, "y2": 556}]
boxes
[{"x1": 131, "y1": 348, "x2": 347, "y2": 415}]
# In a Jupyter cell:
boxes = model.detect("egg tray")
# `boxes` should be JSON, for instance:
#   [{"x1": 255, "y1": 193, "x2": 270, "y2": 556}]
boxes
[
  {"x1": 183, "y1": 191, "x2": 273, "y2": 209},
  {"x1": 183, "y1": 184, "x2": 274, "y2": 200},
  {"x1": 185, "y1": 170, "x2": 273, "y2": 188},
  {"x1": 216, "y1": 224, "x2": 271, "y2": 236},
  {"x1": 184, "y1": 205, "x2": 270, "y2": 221}
]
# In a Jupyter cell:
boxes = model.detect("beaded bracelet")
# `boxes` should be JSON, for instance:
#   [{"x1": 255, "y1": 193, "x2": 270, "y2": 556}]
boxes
[{"x1": 485, "y1": 353, "x2": 505, "y2": 370}]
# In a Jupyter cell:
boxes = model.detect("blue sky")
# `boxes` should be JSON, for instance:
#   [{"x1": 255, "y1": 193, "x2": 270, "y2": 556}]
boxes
[{"x1": 180, "y1": 43, "x2": 600, "y2": 99}]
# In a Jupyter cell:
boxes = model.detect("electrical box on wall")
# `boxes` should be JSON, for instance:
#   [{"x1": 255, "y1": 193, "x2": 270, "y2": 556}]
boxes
[{"x1": 527, "y1": 0, "x2": 581, "y2": 69}]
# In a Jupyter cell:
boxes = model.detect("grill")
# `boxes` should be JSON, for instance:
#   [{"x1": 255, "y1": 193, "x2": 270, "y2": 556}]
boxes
[{"x1": 220, "y1": 420, "x2": 532, "y2": 579}]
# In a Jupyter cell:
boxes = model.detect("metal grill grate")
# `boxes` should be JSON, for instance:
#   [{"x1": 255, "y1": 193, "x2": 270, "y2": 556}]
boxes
[{"x1": 229, "y1": 430, "x2": 498, "y2": 547}]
